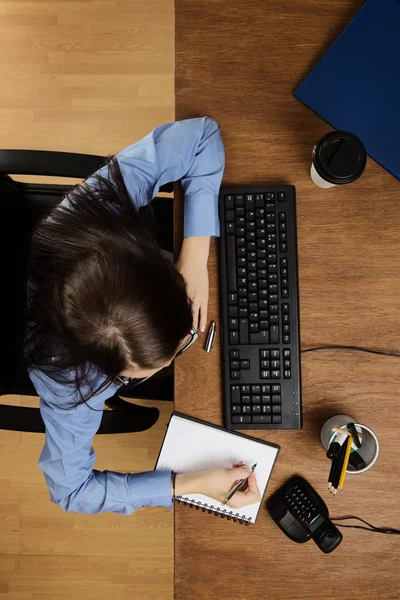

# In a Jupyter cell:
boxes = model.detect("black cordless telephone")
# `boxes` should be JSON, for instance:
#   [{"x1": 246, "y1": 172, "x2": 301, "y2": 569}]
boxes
[{"x1": 267, "y1": 476, "x2": 342, "y2": 553}]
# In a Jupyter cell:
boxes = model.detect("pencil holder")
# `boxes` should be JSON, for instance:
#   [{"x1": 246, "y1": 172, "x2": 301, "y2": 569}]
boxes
[{"x1": 321, "y1": 414, "x2": 379, "y2": 474}]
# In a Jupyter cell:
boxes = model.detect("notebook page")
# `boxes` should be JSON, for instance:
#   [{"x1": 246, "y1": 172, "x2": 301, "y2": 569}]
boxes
[{"x1": 156, "y1": 414, "x2": 279, "y2": 523}]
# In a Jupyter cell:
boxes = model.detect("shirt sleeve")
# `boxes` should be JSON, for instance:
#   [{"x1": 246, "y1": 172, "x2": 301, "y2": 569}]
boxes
[
  {"x1": 29, "y1": 368, "x2": 172, "y2": 515},
  {"x1": 112, "y1": 117, "x2": 225, "y2": 238}
]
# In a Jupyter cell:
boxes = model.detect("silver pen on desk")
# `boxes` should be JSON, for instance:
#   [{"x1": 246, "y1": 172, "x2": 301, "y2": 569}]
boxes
[{"x1": 205, "y1": 320, "x2": 216, "y2": 352}]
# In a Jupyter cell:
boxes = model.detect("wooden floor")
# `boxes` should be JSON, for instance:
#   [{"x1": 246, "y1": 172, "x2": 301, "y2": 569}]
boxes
[{"x1": 0, "y1": 1, "x2": 174, "y2": 599}]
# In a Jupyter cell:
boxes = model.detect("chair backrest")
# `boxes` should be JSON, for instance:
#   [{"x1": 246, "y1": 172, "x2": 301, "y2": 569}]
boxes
[{"x1": 0, "y1": 149, "x2": 173, "y2": 394}]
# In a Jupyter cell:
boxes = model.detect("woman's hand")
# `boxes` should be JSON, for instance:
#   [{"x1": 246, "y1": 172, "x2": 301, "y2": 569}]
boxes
[
  {"x1": 175, "y1": 236, "x2": 210, "y2": 332},
  {"x1": 175, "y1": 463, "x2": 261, "y2": 509}
]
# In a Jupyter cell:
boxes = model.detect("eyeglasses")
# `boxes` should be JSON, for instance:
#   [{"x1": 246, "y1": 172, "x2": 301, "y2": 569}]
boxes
[{"x1": 116, "y1": 326, "x2": 198, "y2": 388}]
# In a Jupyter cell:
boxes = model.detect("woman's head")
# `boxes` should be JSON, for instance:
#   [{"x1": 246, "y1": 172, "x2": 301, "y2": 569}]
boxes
[{"x1": 25, "y1": 157, "x2": 193, "y2": 399}]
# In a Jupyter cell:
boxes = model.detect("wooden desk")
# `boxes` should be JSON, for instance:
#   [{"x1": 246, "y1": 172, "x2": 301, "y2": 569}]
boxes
[{"x1": 174, "y1": 1, "x2": 400, "y2": 598}]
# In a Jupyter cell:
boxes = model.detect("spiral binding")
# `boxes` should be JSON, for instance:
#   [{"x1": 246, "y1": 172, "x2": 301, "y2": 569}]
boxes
[{"x1": 175, "y1": 496, "x2": 252, "y2": 526}]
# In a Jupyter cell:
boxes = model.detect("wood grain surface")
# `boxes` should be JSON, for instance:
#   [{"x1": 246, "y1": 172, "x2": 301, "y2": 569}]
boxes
[{"x1": 174, "y1": 1, "x2": 400, "y2": 599}]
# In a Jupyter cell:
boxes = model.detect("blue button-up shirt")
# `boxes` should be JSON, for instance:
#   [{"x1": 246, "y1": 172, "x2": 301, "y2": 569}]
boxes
[{"x1": 29, "y1": 117, "x2": 225, "y2": 514}]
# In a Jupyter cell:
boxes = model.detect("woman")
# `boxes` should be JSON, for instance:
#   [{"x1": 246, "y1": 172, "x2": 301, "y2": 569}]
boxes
[{"x1": 25, "y1": 117, "x2": 260, "y2": 515}]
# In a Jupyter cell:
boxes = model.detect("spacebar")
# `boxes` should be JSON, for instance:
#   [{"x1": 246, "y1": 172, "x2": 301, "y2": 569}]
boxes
[{"x1": 226, "y1": 236, "x2": 237, "y2": 292}]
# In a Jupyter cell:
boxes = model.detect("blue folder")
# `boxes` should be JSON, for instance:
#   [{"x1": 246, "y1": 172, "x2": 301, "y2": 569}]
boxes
[{"x1": 295, "y1": 0, "x2": 400, "y2": 180}]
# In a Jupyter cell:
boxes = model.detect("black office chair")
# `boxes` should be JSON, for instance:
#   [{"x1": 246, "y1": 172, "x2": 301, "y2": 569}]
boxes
[{"x1": 0, "y1": 149, "x2": 174, "y2": 434}]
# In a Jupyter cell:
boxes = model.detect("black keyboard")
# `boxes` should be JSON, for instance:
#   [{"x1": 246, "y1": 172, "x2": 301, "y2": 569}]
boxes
[{"x1": 219, "y1": 186, "x2": 302, "y2": 430}]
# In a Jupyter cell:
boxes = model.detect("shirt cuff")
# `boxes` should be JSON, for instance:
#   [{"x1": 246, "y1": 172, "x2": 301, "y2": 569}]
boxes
[
  {"x1": 128, "y1": 470, "x2": 173, "y2": 510},
  {"x1": 184, "y1": 193, "x2": 220, "y2": 238}
]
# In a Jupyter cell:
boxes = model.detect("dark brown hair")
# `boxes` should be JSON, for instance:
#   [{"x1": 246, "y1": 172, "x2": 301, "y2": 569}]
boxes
[{"x1": 24, "y1": 158, "x2": 192, "y2": 402}]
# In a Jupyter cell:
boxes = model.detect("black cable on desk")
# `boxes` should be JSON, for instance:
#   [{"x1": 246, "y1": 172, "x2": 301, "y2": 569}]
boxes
[
  {"x1": 332, "y1": 515, "x2": 400, "y2": 535},
  {"x1": 301, "y1": 345, "x2": 400, "y2": 358}
]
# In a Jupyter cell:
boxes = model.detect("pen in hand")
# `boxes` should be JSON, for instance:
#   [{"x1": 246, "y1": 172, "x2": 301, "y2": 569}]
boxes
[{"x1": 221, "y1": 463, "x2": 257, "y2": 506}]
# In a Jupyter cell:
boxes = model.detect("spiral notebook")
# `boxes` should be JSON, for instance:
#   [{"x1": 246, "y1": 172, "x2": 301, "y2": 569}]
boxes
[{"x1": 155, "y1": 412, "x2": 280, "y2": 525}]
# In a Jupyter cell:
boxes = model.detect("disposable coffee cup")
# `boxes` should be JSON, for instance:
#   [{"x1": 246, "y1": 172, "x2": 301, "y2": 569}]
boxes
[
  {"x1": 311, "y1": 131, "x2": 366, "y2": 188},
  {"x1": 321, "y1": 414, "x2": 379, "y2": 474}
]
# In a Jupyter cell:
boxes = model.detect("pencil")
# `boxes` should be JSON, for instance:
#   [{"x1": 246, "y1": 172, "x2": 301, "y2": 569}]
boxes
[
  {"x1": 330, "y1": 440, "x2": 347, "y2": 493},
  {"x1": 331, "y1": 427, "x2": 352, "y2": 436},
  {"x1": 338, "y1": 435, "x2": 352, "y2": 490}
]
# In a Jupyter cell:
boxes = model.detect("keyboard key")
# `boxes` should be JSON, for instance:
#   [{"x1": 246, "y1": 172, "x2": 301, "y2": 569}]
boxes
[
  {"x1": 283, "y1": 334, "x2": 291, "y2": 344},
  {"x1": 239, "y1": 298, "x2": 248, "y2": 307},
  {"x1": 232, "y1": 415, "x2": 251, "y2": 424},
  {"x1": 242, "y1": 395, "x2": 251, "y2": 404},
  {"x1": 250, "y1": 331, "x2": 269, "y2": 344},
  {"x1": 251, "y1": 385, "x2": 261, "y2": 394},
  {"x1": 272, "y1": 395, "x2": 281, "y2": 404},
  {"x1": 272, "y1": 415, "x2": 282, "y2": 424},
  {"x1": 235, "y1": 195, "x2": 244, "y2": 206},
  {"x1": 226, "y1": 222, "x2": 235, "y2": 234},
  {"x1": 232, "y1": 405, "x2": 241, "y2": 413},
  {"x1": 240, "y1": 360, "x2": 250, "y2": 370},
  {"x1": 260, "y1": 360, "x2": 270, "y2": 369},
  {"x1": 252, "y1": 395, "x2": 261, "y2": 404},
  {"x1": 284, "y1": 359, "x2": 291, "y2": 368},
  {"x1": 284, "y1": 370, "x2": 292, "y2": 379},
  {"x1": 250, "y1": 323, "x2": 258, "y2": 333},
  {"x1": 272, "y1": 384, "x2": 281, "y2": 393},
  {"x1": 225, "y1": 195, "x2": 234, "y2": 209},
  {"x1": 231, "y1": 371, "x2": 240, "y2": 379},
  {"x1": 282, "y1": 288, "x2": 289, "y2": 298},
  {"x1": 255, "y1": 194, "x2": 264, "y2": 207},
  {"x1": 242, "y1": 405, "x2": 251, "y2": 413},
  {"x1": 271, "y1": 360, "x2": 280, "y2": 369},
  {"x1": 282, "y1": 303, "x2": 289, "y2": 313},
  {"x1": 246, "y1": 194, "x2": 255, "y2": 209},
  {"x1": 278, "y1": 192, "x2": 286, "y2": 202},
  {"x1": 231, "y1": 385, "x2": 241, "y2": 403},
  {"x1": 239, "y1": 319, "x2": 249, "y2": 344},
  {"x1": 252, "y1": 405, "x2": 261, "y2": 413},
  {"x1": 261, "y1": 395, "x2": 271, "y2": 403},
  {"x1": 239, "y1": 308, "x2": 248, "y2": 318},
  {"x1": 237, "y1": 207, "x2": 245, "y2": 217},
  {"x1": 241, "y1": 385, "x2": 250, "y2": 393},
  {"x1": 283, "y1": 325, "x2": 290, "y2": 334},
  {"x1": 229, "y1": 318, "x2": 238, "y2": 330},
  {"x1": 261, "y1": 371, "x2": 271, "y2": 379},
  {"x1": 272, "y1": 405, "x2": 281, "y2": 414},
  {"x1": 231, "y1": 361, "x2": 239, "y2": 370},
  {"x1": 260, "y1": 350, "x2": 270, "y2": 358},
  {"x1": 278, "y1": 212, "x2": 286, "y2": 221},
  {"x1": 271, "y1": 349, "x2": 280, "y2": 358},
  {"x1": 280, "y1": 243, "x2": 287, "y2": 252},
  {"x1": 270, "y1": 315, "x2": 279, "y2": 324},
  {"x1": 228, "y1": 293, "x2": 237, "y2": 305},
  {"x1": 271, "y1": 370, "x2": 281, "y2": 378},
  {"x1": 230, "y1": 331, "x2": 239, "y2": 344},
  {"x1": 253, "y1": 415, "x2": 272, "y2": 424},
  {"x1": 230, "y1": 350, "x2": 239, "y2": 359},
  {"x1": 260, "y1": 321, "x2": 269, "y2": 330},
  {"x1": 262, "y1": 405, "x2": 271, "y2": 415},
  {"x1": 270, "y1": 325, "x2": 279, "y2": 343},
  {"x1": 283, "y1": 349, "x2": 291, "y2": 358}
]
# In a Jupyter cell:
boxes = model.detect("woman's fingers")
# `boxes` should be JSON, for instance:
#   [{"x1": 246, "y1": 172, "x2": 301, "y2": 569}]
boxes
[
  {"x1": 192, "y1": 303, "x2": 200, "y2": 330},
  {"x1": 199, "y1": 302, "x2": 207, "y2": 333},
  {"x1": 245, "y1": 471, "x2": 261, "y2": 500}
]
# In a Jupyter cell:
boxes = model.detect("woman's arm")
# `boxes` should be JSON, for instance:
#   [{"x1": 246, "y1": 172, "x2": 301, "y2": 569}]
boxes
[
  {"x1": 111, "y1": 117, "x2": 225, "y2": 238},
  {"x1": 31, "y1": 369, "x2": 172, "y2": 514}
]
